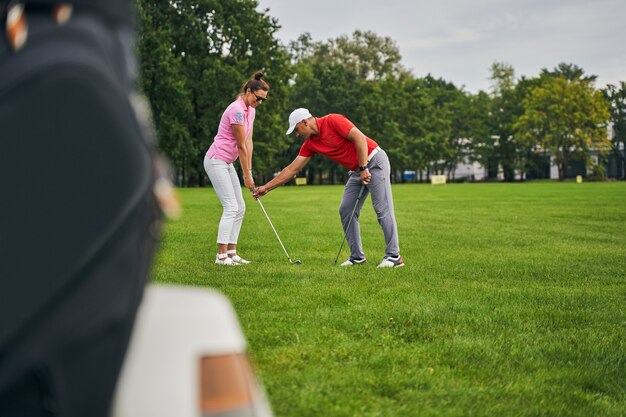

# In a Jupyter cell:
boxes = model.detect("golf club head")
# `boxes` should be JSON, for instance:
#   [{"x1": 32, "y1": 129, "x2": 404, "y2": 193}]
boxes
[{"x1": 290, "y1": 259, "x2": 302, "y2": 265}]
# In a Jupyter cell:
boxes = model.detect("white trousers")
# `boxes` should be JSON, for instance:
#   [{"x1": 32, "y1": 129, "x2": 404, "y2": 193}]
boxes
[{"x1": 204, "y1": 156, "x2": 245, "y2": 244}]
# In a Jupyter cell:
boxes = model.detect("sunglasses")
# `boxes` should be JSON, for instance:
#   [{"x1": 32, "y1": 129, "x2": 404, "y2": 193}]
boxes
[{"x1": 251, "y1": 91, "x2": 267, "y2": 103}]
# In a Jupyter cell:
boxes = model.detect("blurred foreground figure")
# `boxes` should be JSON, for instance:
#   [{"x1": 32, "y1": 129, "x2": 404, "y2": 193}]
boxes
[
  {"x1": 0, "y1": 1, "x2": 164, "y2": 416},
  {"x1": 111, "y1": 284, "x2": 274, "y2": 417}
]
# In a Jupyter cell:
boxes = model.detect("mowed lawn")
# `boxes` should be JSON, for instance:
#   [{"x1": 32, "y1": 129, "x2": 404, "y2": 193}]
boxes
[{"x1": 153, "y1": 182, "x2": 626, "y2": 417}]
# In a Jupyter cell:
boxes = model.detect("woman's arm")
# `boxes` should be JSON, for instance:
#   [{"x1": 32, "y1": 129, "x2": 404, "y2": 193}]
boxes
[{"x1": 232, "y1": 124, "x2": 255, "y2": 190}]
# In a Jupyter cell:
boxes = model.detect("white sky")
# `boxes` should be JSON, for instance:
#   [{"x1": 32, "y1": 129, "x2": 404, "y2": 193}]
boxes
[{"x1": 256, "y1": 0, "x2": 626, "y2": 93}]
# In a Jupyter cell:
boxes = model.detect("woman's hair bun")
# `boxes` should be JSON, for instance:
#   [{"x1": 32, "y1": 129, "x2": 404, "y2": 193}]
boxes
[{"x1": 241, "y1": 71, "x2": 269, "y2": 95}]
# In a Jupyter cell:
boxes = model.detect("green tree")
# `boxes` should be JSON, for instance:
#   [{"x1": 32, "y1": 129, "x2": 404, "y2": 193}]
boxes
[
  {"x1": 136, "y1": 1, "x2": 195, "y2": 183},
  {"x1": 541, "y1": 62, "x2": 597, "y2": 84},
  {"x1": 137, "y1": 0, "x2": 292, "y2": 186},
  {"x1": 514, "y1": 74, "x2": 610, "y2": 180},
  {"x1": 363, "y1": 73, "x2": 470, "y2": 182},
  {"x1": 421, "y1": 76, "x2": 461, "y2": 178},
  {"x1": 362, "y1": 74, "x2": 430, "y2": 182},
  {"x1": 461, "y1": 90, "x2": 493, "y2": 179},
  {"x1": 603, "y1": 82, "x2": 626, "y2": 179},
  {"x1": 364, "y1": 74, "x2": 416, "y2": 181},
  {"x1": 442, "y1": 84, "x2": 484, "y2": 181},
  {"x1": 360, "y1": 74, "x2": 466, "y2": 182},
  {"x1": 488, "y1": 62, "x2": 526, "y2": 181},
  {"x1": 326, "y1": 30, "x2": 405, "y2": 81}
]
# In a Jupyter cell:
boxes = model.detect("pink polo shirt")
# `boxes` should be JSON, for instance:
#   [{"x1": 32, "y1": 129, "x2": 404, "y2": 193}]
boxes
[{"x1": 206, "y1": 96, "x2": 255, "y2": 164}]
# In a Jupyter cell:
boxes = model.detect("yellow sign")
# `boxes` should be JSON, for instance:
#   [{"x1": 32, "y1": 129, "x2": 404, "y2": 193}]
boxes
[
  {"x1": 576, "y1": 175, "x2": 583, "y2": 183},
  {"x1": 295, "y1": 177, "x2": 307, "y2": 185},
  {"x1": 431, "y1": 175, "x2": 447, "y2": 185}
]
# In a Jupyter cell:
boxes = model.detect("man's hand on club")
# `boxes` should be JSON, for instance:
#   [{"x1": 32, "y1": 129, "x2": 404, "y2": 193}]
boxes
[
  {"x1": 360, "y1": 168, "x2": 371, "y2": 185},
  {"x1": 253, "y1": 185, "x2": 268, "y2": 199}
]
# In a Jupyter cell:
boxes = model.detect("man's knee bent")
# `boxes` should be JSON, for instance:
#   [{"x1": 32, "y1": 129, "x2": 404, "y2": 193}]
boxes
[{"x1": 339, "y1": 204, "x2": 353, "y2": 221}]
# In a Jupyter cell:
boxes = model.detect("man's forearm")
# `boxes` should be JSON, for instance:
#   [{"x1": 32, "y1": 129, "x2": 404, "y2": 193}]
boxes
[{"x1": 355, "y1": 138, "x2": 369, "y2": 167}]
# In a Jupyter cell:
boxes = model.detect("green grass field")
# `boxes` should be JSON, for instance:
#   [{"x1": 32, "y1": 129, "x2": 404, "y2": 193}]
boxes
[{"x1": 153, "y1": 182, "x2": 626, "y2": 417}]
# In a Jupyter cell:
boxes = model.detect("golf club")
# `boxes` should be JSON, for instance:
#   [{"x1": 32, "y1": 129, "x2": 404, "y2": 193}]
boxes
[
  {"x1": 256, "y1": 197, "x2": 301, "y2": 265},
  {"x1": 334, "y1": 185, "x2": 366, "y2": 264}
]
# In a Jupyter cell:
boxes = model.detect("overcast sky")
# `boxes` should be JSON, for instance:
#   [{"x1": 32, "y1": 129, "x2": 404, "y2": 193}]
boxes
[{"x1": 256, "y1": 0, "x2": 625, "y2": 93}]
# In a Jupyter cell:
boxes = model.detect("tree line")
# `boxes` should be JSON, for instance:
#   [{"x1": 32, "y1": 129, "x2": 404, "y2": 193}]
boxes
[{"x1": 136, "y1": 0, "x2": 626, "y2": 185}]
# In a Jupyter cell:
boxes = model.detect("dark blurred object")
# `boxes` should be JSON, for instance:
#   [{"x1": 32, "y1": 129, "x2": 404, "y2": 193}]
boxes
[
  {"x1": 10, "y1": 0, "x2": 135, "y2": 25},
  {"x1": 0, "y1": 2, "x2": 163, "y2": 416}
]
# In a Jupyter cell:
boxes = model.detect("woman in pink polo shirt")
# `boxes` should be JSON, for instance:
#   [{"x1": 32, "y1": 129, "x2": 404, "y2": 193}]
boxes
[{"x1": 204, "y1": 72, "x2": 269, "y2": 265}]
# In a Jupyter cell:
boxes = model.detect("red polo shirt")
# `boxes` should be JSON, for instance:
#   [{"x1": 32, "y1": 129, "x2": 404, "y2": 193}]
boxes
[{"x1": 298, "y1": 114, "x2": 379, "y2": 171}]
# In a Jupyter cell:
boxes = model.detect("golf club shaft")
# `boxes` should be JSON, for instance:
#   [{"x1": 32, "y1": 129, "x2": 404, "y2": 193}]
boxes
[
  {"x1": 256, "y1": 198, "x2": 293, "y2": 262},
  {"x1": 334, "y1": 185, "x2": 365, "y2": 264}
]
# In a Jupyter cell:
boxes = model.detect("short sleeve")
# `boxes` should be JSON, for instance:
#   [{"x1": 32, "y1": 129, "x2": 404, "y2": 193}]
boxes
[
  {"x1": 228, "y1": 107, "x2": 245, "y2": 125},
  {"x1": 327, "y1": 114, "x2": 354, "y2": 138},
  {"x1": 298, "y1": 139, "x2": 317, "y2": 157}
]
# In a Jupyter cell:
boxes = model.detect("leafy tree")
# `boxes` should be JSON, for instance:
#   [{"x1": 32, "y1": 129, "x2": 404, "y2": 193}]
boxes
[
  {"x1": 488, "y1": 62, "x2": 527, "y2": 181},
  {"x1": 603, "y1": 82, "x2": 626, "y2": 179},
  {"x1": 359, "y1": 74, "x2": 429, "y2": 181},
  {"x1": 327, "y1": 30, "x2": 405, "y2": 81},
  {"x1": 490, "y1": 61, "x2": 516, "y2": 93},
  {"x1": 136, "y1": 2, "x2": 194, "y2": 183},
  {"x1": 420, "y1": 76, "x2": 461, "y2": 178},
  {"x1": 363, "y1": 74, "x2": 415, "y2": 181},
  {"x1": 442, "y1": 84, "x2": 482, "y2": 180},
  {"x1": 463, "y1": 90, "x2": 493, "y2": 167},
  {"x1": 541, "y1": 62, "x2": 597, "y2": 84},
  {"x1": 137, "y1": 0, "x2": 292, "y2": 186},
  {"x1": 514, "y1": 74, "x2": 610, "y2": 180},
  {"x1": 361, "y1": 74, "x2": 466, "y2": 182}
]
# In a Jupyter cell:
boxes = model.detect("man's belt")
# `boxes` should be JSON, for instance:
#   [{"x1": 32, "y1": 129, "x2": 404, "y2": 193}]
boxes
[{"x1": 367, "y1": 146, "x2": 381, "y2": 163}]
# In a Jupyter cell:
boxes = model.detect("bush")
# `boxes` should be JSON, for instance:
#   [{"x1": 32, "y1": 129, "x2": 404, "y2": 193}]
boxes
[{"x1": 588, "y1": 163, "x2": 607, "y2": 181}]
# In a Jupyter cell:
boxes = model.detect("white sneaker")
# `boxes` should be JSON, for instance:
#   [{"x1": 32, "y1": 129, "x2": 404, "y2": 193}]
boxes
[
  {"x1": 215, "y1": 255, "x2": 239, "y2": 266},
  {"x1": 340, "y1": 258, "x2": 367, "y2": 267},
  {"x1": 376, "y1": 256, "x2": 405, "y2": 268},
  {"x1": 231, "y1": 255, "x2": 251, "y2": 264}
]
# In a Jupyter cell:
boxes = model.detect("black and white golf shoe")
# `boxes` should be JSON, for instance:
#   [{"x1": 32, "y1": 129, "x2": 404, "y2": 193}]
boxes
[
  {"x1": 376, "y1": 256, "x2": 405, "y2": 268},
  {"x1": 340, "y1": 258, "x2": 367, "y2": 267}
]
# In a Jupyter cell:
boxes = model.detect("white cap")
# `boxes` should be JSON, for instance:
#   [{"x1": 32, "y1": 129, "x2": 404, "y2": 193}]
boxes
[{"x1": 286, "y1": 108, "x2": 312, "y2": 135}]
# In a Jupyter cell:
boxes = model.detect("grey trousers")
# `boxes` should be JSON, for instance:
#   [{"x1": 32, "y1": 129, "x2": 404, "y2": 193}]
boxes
[{"x1": 339, "y1": 149, "x2": 400, "y2": 260}]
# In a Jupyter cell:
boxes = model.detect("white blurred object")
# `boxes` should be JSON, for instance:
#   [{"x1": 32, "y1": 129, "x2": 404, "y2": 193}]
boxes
[{"x1": 112, "y1": 284, "x2": 273, "y2": 417}]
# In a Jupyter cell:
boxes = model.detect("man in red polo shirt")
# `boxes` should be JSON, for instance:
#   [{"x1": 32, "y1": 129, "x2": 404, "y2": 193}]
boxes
[{"x1": 254, "y1": 108, "x2": 404, "y2": 268}]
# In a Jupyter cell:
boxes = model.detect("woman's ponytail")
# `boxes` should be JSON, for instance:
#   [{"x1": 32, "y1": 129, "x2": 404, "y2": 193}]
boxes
[{"x1": 241, "y1": 71, "x2": 269, "y2": 95}]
